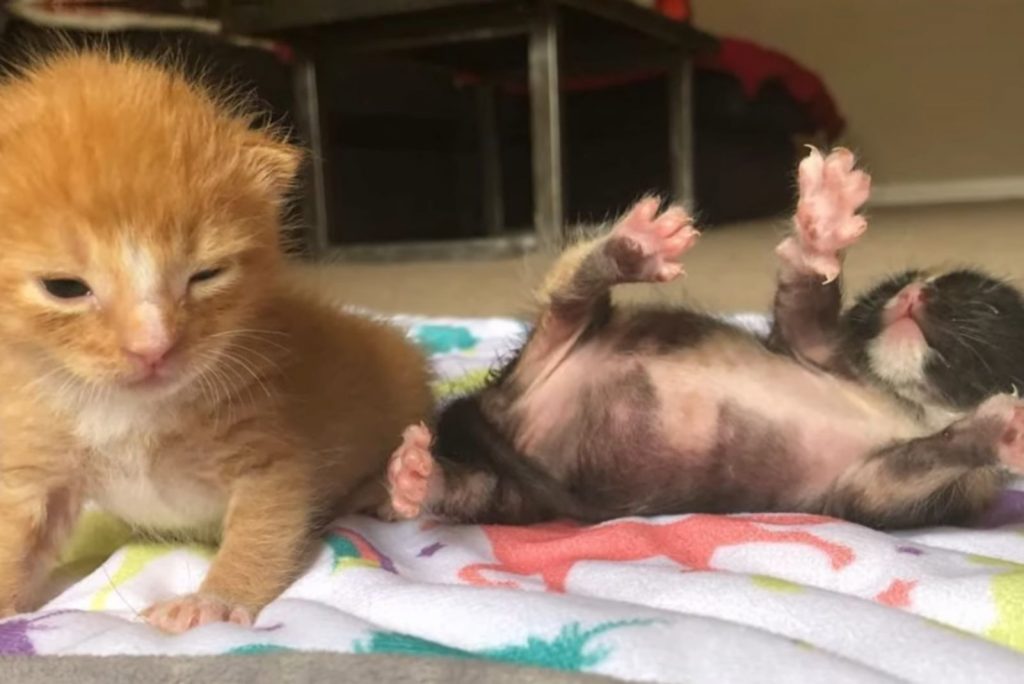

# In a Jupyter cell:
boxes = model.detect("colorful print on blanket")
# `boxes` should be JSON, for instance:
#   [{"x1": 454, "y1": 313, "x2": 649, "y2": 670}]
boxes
[{"x1": 4, "y1": 315, "x2": 1024, "y2": 684}]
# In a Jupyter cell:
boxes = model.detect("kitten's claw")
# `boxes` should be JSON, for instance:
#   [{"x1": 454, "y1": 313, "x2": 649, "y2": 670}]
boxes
[
  {"x1": 385, "y1": 423, "x2": 440, "y2": 519},
  {"x1": 143, "y1": 593, "x2": 252, "y2": 634},
  {"x1": 779, "y1": 147, "x2": 871, "y2": 282},
  {"x1": 607, "y1": 197, "x2": 700, "y2": 283}
]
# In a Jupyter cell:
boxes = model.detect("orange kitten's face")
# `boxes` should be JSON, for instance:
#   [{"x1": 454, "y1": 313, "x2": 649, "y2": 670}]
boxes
[
  {"x1": 4, "y1": 217, "x2": 271, "y2": 397},
  {"x1": 0, "y1": 53, "x2": 299, "y2": 401}
]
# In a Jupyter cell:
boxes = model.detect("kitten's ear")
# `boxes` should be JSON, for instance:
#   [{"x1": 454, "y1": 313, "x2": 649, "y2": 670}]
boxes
[{"x1": 243, "y1": 131, "x2": 304, "y2": 200}]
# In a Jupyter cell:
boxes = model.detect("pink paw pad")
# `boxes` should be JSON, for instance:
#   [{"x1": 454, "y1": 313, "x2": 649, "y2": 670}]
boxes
[
  {"x1": 143, "y1": 593, "x2": 252, "y2": 634},
  {"x1": 387, "y1": 422, "x2": 439, "y2": 519},
  {"x1": 608, "y1": 196, "x2": 699, "y2": 283},
  {"x1": 778, "y1": 147, "x2": 872, "y2": 282}
]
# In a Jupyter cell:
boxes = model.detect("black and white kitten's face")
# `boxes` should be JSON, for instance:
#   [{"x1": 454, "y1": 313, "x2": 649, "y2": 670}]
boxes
[{"x1": 840, "y1": 268, "x2": 1024, "y2": 410}]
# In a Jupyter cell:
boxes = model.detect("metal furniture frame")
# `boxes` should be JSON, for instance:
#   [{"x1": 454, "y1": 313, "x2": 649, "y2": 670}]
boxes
[{"x1": 223, "y1": 0, "x2": 715, "y2": 259}]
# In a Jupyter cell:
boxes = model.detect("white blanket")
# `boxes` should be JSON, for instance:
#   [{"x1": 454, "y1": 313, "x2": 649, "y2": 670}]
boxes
[{"x1": 5, "y1": 315, "x2": 1024, "y2": 684}]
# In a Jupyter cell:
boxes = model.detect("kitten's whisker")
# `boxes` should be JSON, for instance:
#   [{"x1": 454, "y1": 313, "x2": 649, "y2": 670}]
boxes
[
  {"x1": 225, "y1": 343, "x2": 282, "y2": 375},
  {"x1": 213, "y1": 355, "x2": 249, "y2": 394},
  {"x1": 197, "y1": 354, "x2": 240, "y2": 426},
  {"x1": 100, "y1": 565, "x2": 144, "y2": 621},
  {"x1": 218, "y1": 351, "x2": 272, "y2": 399},
  {"x1": 192, "y1": 367, "x2": 218, "y2": 421},
  {"x1": 930, "y1": 348, "x2": 952, "y2": 368},
  {"x1": 207, "y1": 328, "x2": 290, "y2": 351},
  {"x1": 207, "y1": 357, "x2": 251, "y2": 407},
  {"x1": 199, "y1": 360, "x2": 232, "y2": 407},
  {"x1": 208, "y1": 328, "x2": 288, "y2": 338},
  {"x1": 24, "y1": 366, "x2": 67, "y2": 392},
  {"x1": 953, "y1": 337, "x2": 995, "y2": 375},
  {"x1": 189, "y1": 353, "x2": 226, "y2": 410}
]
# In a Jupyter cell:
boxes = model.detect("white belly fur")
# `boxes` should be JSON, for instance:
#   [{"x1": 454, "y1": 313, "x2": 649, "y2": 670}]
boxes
[{"x1": 89, "y1": 454, "x2": 226, "y2": 532}]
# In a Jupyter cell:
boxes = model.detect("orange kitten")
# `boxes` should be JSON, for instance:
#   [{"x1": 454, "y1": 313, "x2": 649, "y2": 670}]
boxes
[{"x1": 0, "y1": 51, "x2": 433, "y2": 632}]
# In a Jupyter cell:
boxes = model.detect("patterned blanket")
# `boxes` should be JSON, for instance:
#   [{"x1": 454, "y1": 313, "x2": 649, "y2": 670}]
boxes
[{"x1": 4, "y1": 315, "x2": 1024, "y2": 684}]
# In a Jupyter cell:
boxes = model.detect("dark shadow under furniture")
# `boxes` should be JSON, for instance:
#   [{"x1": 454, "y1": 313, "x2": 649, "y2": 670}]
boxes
[{"x1": 222, "y1": 0, "x2": 715, "y2": 259}]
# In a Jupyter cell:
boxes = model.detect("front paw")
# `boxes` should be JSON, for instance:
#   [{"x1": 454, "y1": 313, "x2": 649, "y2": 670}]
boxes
[
  {"x1": 779, "y1": 147, "x2": 871, "y2": 282},
  {"x1": 607, "y1": 197, "x2": 699, "y2": 283},
  {"x1": 143, "y1": 593, "x2": 253, "y2": 633}
]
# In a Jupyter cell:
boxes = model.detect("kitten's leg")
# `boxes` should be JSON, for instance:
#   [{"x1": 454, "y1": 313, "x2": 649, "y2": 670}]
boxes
[
  {"x1": 385, "y1": 423, "x2": 444, "y2": 520},
  {"x1": 143, "y1": 455, "x2": 315, "y2": 633},
  {"x1": 518, "y1": 197, "x2": 698, "y2": 380},
  {"x1": 824, "y1": 394, "x2": 1024, "y2": 529},
  {"x1": 384, "y1": 201, "x2": 698, "y2": 523},
  {"x1": 384, "y1": 422, "x2": 574, "y2": 524},
  {"x1": 384, "y1": 423, "x2": 519, "y2": 523},
  {"x1": 769, "y1": 147, "x2": 871, "y2": 366},
  {"x1": 0, "y1": 474, "x2": 80, "y2": 616},
  {"x1": 385, "y1": 425, "x2": 499, "y2": 522}
]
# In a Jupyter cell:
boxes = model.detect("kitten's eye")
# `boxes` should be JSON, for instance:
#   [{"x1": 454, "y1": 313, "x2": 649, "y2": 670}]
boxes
[
  {"x1": 41, "y1": 278, "x2": 92, "y2": 299},
  {"x1": 189, "y1": 267, "x2": 225, "y2": 285}
]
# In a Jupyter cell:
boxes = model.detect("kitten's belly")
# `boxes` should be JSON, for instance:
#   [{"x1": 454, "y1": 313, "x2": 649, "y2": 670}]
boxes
[
  {"x1": 655, "y1": 353, "x2": 925, "y2": 494},
  {"x1": 88, "y1": 449, "x2": 226, "y2": 532}
]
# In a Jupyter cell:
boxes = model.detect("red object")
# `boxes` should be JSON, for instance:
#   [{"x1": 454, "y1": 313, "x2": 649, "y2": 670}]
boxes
[
  {"x1": 655, "y1": 0, "x2": 845, "y2": 139},
  {"x1": 694, "y1": 38, "x2": 845, "y2": 140},
  {"x1": 457, "y1": 0, "x2": 844, "y2": 140},
  {"x1": 656, "y1": 0, "x2": 691, "y2": 22}
]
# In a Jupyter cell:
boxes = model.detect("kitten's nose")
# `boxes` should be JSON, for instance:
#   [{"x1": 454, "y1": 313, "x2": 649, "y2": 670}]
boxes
[
  {"x1": 124, "y1": 338, "x2": 175, "y2": 368},
  {"x1": 883, "y1": 282, "x2": 928, "y2": 324},
  {"x1": 898, "y1": 283, "x2": 928, "y2": 313},
  {"x1": 122, "y1": 302, "x2": 177, "y2": 370}
]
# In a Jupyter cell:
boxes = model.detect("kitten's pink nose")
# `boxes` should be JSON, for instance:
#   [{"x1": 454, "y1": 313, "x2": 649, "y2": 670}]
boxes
[
  {"x1": 884, "y1": 283, "x2": 928, "y2": 324},
  {"x1": 123, "y1": 337, "x2": 177, "y2": 372},
  {"x1": 122, "y1": 303, "x2": 177, "y2": 372},
  {"x1": 899, "y1": 283, "x2": 927, "y2": 312}
]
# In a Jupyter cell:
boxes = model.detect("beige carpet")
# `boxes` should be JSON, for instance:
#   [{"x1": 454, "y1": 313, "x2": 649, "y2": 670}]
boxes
[{"x1": 292, "y1": 200, "x2": 1024, "y2": 318}]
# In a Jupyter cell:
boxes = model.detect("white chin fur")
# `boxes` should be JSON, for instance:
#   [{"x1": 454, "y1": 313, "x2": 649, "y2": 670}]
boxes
[
  {"x1": 867, "y1": 333, "x2": 968, "y2": 430},
  {"x1": 866, "y1": 332, "x2": 930, "y2": 389}
]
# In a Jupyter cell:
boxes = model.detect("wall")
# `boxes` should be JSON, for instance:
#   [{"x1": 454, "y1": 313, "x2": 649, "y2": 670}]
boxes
[{"x1": 693, "y1": 0, "x2": 1024, "y2": 199}]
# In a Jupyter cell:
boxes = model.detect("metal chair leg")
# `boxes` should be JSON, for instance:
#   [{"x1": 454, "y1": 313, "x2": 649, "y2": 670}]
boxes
[
  {"x1": 528, "y1": 0, "x2": 565, "y2": 245},
  {"x1": 668, "y1": 53, "x2": 695, "y2": 211},
  {"x1": 476, "y1": 82, "x2": 505, "y2": 236},
  {"x1": 292, "y1": 54, "x2": 330, "y2": 255}
]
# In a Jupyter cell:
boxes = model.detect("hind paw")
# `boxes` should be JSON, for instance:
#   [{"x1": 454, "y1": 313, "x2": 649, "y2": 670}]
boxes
[
  {"x1": 385, "y1": 423, "x2": 440, "y2": 519},
  {"x1": 606, "y1": 197, "x2": 699, "y2": 283},
  {"x1": 777, "y1": 147, "x2": 871, "y2": 283},
  {"x1": 976, "y1": 395, "x2": 1024, "y2": 473},
  {"x1": 997, "y1": 404, "x2": 1024, "y2": 473}
]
